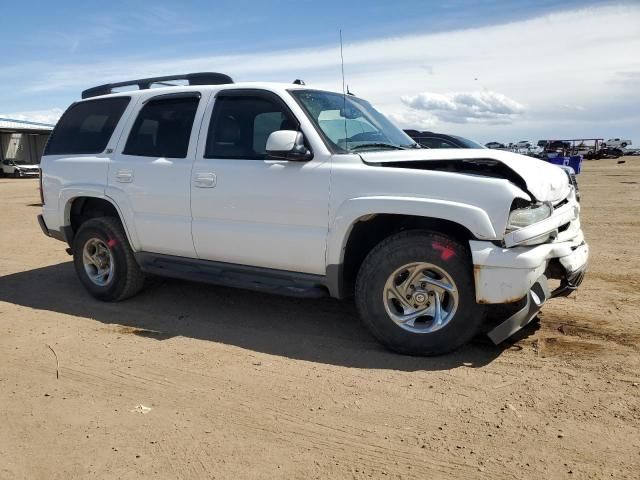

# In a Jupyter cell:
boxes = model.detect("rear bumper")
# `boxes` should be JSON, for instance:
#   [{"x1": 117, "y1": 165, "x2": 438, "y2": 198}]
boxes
[
  {"x1": 470, "y1": 233, "x2": 588, "y2": 304},
  {"x1": 37, "y1": 214, "x2": 70, "y2": 244}
]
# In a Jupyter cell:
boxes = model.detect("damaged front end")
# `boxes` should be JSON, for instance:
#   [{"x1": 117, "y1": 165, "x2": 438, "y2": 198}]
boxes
[
  {"x1": 472, "y1": 185, "x2": 588, "y2": 344},
  {"x1": 358, "y1": 149, "x2": 588, "y2": 344}
]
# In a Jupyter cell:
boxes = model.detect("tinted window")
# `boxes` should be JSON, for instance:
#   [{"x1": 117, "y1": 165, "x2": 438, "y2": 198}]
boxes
[
  {"x1": 124, "y1": 95, "x2": 200, "y2": 158},
  {"x1": 205, "y1": 94, "x2": 298, "y2": 159},
  {"x1": 44, "y1": 97, "x2": 130, "y2": 155}
]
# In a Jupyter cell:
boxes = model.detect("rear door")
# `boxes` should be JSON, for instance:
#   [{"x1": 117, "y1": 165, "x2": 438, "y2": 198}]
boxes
[{"x1": 107, "y1": 91, "x2": 209, "y2": 257}]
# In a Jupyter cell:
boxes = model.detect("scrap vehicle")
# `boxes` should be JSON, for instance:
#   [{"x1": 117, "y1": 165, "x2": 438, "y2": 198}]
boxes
[
  {"x1": 37, "y1": 73, "x2": 588, "y2": 355},
  {"x1": 602, "y1": 138, "x2": 632, "y2": 149},
  {"x1": 1, "y1": 159, "x2": 40, "y2": 177}
]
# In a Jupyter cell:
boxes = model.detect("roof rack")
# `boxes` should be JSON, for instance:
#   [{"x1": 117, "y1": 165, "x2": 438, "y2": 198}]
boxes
[{"x1": 81, "y1": 72, "x2": 234, "y2": 99}]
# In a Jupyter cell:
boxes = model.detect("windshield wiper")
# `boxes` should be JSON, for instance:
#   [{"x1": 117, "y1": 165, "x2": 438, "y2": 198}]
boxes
[{"x1": 350, "y1": 143, "x2": 406, "y2": 151}]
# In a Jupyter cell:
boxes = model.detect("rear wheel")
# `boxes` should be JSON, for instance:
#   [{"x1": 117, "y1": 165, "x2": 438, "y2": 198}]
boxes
[
  {"x1": 355, "y1": 230, "x2": 484, "y2": 355},
  {"x1": 73, "y1": 217, "x2": 144, "y2": 301}
]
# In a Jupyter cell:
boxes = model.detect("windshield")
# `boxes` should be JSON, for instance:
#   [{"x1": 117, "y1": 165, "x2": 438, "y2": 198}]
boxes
[
  {"x1": 450, "y1": 135, "x2": 485, "y2": 149},
  {"x1": 290, "y1": 89, "x2": 416, "y2": 152}
]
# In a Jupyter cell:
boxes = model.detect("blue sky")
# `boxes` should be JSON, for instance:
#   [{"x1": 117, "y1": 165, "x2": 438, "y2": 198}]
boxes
[{"x1": 2, "y1": 0, "x2": 638, "y2": 143}]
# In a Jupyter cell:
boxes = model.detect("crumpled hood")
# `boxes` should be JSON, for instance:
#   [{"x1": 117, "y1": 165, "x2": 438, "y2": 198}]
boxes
[{"x1": 359, "y1": 149, "x2": 570, "y2": 203}]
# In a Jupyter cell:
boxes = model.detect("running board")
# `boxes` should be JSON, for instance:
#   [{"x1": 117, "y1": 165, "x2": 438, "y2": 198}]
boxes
[
  {"x1": 135, "y1": 252, "x2": 328, "y2": 299},
  {"x1": 487, "y1": 275, "x2": 550, "y2": 345}
]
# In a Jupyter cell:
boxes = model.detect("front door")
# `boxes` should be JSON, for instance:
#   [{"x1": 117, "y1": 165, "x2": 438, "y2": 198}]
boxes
[{"x1": 190, "y1": 89, "x2": 330, "y2": 275}]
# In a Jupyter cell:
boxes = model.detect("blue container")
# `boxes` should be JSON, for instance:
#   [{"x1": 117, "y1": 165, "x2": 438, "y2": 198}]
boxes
[
  {"x1": 548, "y1": 156, "x2": 570, "y2": 167},
  {"x1": 568, "y1": 155, "x2": 583, "y2": 174},
  {"x1": 547, "y1": 155, "x2": 583, "y2": 174}
]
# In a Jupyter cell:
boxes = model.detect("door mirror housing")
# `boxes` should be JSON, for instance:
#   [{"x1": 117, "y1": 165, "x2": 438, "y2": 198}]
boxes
[{"x1": 266, "y1": 130, "x2": 312, "y2": 161}]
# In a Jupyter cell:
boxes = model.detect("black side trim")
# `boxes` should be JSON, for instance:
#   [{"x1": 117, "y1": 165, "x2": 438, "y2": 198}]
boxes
[
  {"x1": 37, "y1": 214, "x2": 50, "y2": 237},
  {"x1": 135, "y1": 252, "x2": 329, "y2": 299},
  {"x1": 325, "y1": 263, "x2": 344, "y2": 299},
  {"x1": 61, "y1": 226, "x2": 74, "y2": 247}
]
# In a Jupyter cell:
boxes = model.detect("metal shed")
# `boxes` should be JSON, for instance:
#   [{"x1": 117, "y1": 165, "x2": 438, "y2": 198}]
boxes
[{"x1": 0, "y1": 117, "x2": 55, "y2": 166}]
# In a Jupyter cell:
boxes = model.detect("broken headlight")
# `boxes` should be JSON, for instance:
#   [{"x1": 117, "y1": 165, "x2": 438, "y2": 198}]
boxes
[{"x1": 507, "y1": 202, "x2": 552, "y2": 230}]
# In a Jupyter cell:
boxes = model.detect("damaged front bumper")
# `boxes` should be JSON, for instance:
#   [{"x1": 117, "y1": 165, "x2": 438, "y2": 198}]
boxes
[
  {"x1": 473, "y1": 239, "x2": 588, "y2": 345},
  {"x1": 469, "y1": 189, "x2": 588, "y2": 343},
  {"x1": 470, "y1": 234, "x2": 588, "y2": 305}
]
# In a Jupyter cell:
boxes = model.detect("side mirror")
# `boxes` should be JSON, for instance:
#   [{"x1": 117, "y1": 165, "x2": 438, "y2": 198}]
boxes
[{"x1": 266, "y1": 130, "x2": 313, "y2": 162}]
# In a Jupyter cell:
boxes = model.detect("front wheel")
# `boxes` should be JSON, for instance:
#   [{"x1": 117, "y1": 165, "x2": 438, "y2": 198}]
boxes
[
  {"x1": 355, "y1": 230, "x2": 484, "y2": 356},
  {"x1": 73, "y1": 217, "x2": 144, "y2": 301}
]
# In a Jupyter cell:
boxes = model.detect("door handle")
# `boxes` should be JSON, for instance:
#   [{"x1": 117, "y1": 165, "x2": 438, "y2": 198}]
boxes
[
  {"x1": 194, "y1": 172, "x2": 217, "y2": 188},
  {"x1": 116, "y1": 168, "x2": 133, "y2": 183}
]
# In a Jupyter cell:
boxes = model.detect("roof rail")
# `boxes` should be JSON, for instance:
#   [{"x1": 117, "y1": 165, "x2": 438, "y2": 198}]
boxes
[{"x1": 81, "y1": 72, "x2": 234, "y2": 99}]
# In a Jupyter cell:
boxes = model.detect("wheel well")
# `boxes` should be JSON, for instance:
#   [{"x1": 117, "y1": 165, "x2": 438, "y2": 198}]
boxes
[
  {"x1": 340, "y1": 214, "x2": 474, "y2": 298},
  {"x1": 69, "y1": 197, "x2": 120, "y2": 236}
]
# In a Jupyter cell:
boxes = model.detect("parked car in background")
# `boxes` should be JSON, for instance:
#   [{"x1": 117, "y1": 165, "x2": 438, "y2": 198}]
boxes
[
  {"x1": 543, "y1": 140, "x2": 572, "y2": 154},
  {"x1": 485, "y1": 141, "x2": 506, "y2": 149},
  {"x1": 602, "y1": 138, "x2": 632, "y2": 149},
  {"x1": 1, "y1": 159, "x2": 40, "y2": 177},
  {"x1": 403, "y1": 130, "x2": 485, "y2": 149},
  {"x1": 515, "y1": 140, "x2": 531, "y2": 149},
  {"x1": 598, "y1": 147, "x2": 625, "y2": 158}
]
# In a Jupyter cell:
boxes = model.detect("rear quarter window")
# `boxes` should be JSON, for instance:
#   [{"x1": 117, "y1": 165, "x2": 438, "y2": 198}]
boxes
[{"x1": 44, "y1": 97, "x2": 130, "y2": 155}]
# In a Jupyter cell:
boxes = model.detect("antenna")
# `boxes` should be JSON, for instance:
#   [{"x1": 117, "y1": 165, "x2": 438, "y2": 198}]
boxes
[{"x1": 340, "y1": 29, "x2": 348, "y2": 151}]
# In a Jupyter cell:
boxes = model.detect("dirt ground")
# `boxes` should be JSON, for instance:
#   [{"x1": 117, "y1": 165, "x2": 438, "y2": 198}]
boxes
[{"x1": 0, "y1": 157, "x2": 639, "y2": 479}]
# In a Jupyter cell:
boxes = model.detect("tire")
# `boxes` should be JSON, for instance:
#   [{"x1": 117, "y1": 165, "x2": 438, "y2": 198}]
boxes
[
  {"x1": 355, "y1": 230, "x2": 484, "y2": 356},
  {"x1": 72, "y1": 217, "x2": 145, "y2": 301}
]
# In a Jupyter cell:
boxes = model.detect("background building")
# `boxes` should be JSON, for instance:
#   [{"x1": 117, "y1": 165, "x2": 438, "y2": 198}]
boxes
[{"x1": 0, "y1": 118, "x2": 54, "y2": 165}]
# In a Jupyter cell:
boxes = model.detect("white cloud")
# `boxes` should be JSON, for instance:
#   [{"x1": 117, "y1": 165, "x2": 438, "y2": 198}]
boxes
[
  {"x1": 400, "y1": 91, "x2": 525, "y2": 124},
  {"x1": 2, "y1": 4, "x2": 639, "y2": 142},
  {"x1": 0, "y1": 108, "x2": 63, "y2": 125}
]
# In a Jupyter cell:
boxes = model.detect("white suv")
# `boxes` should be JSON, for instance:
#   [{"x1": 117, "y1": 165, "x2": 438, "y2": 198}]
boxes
[
  {"x1": 602, "y1": 138, "x2": 632, "y2": 149},
  {"x1": 38, "y1": 73, "x2": 588, "y2": 355}
]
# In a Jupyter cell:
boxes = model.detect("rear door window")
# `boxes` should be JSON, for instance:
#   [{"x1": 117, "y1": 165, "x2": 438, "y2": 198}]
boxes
[
  {"x1": 123, "y1": 95, "x2": 200, "y2": 158},
  {"x1": 44, "y1": 97, "x2": 130, "y2": 155}
]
